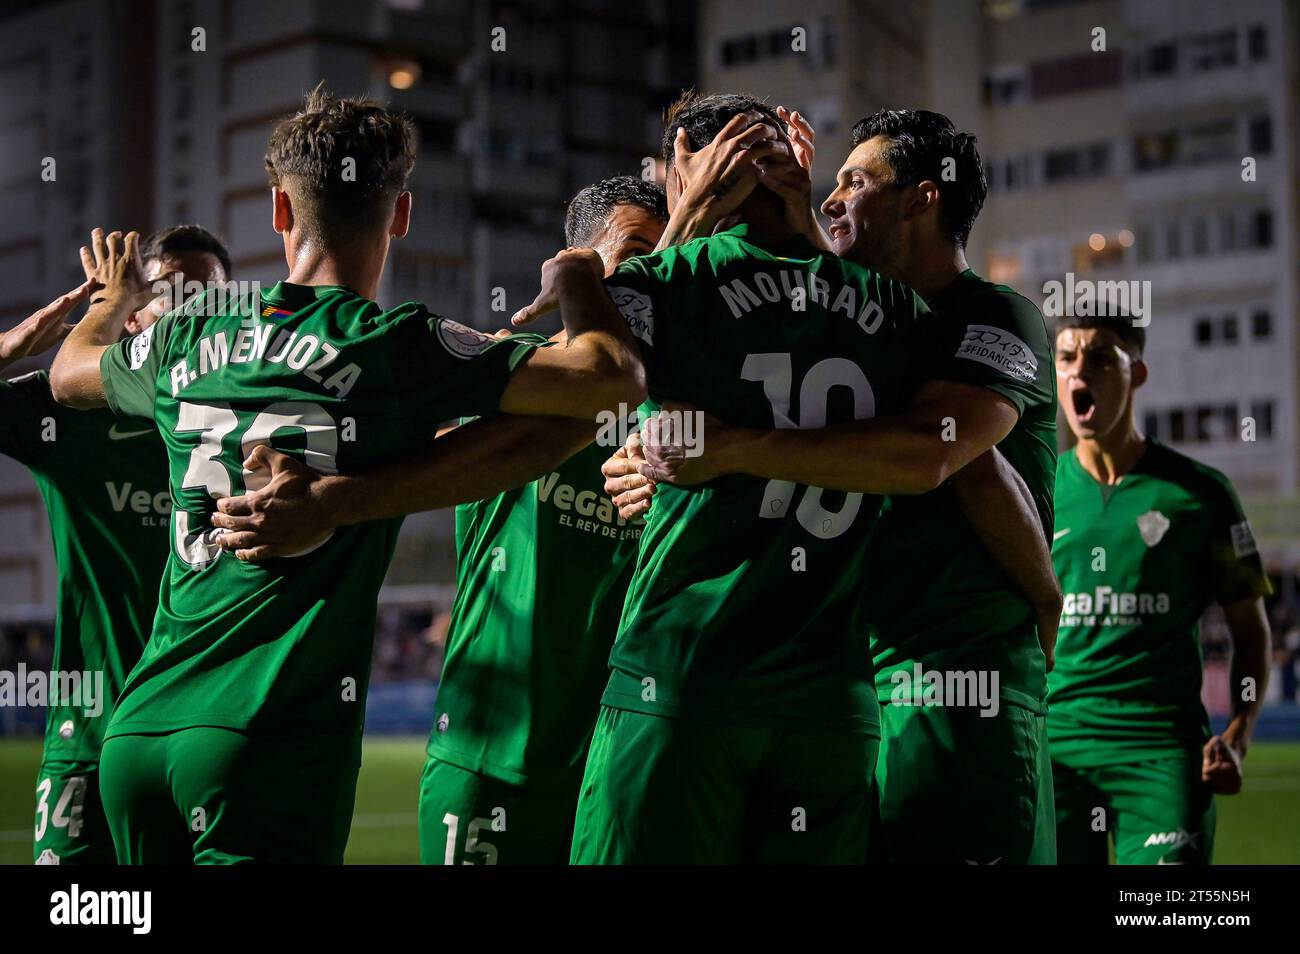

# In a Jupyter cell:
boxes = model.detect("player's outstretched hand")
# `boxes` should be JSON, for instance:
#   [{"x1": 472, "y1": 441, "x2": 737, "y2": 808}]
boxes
[
  {"x1": 211, "y1": 444, "x2": 336, "y2": 562},
  {"x1": 511, "y1": 247, "x2": 604, "y2": 327},
  {"x1": 602, "y1": 429, "x2": 655, "y2": 521},
  {"x1": 1201, "y1": 735, "x2": 1244, "y2": 795},
  {"x1": 79, "y1": 229, "x2": 154, "y2": 314},
  {"x1": 0, "y1": 279, "x2": 96, "y2": 372},
  {"x1": 636, "y1": 402, "x2": 726, "y2": 486}
]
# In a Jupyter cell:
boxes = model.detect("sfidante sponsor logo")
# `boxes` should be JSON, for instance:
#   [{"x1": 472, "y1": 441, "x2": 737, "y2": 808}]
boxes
[
  {"x1": 955, "y1": 324, "x2": 1038, "y2": 382},
  {"x1": 0, "y1": 666, "x2": 104, "y2": 718},
  {"x1": 888, "y1": 663, "x2": 1000, "y2": 717},
  {"x1": 49, "y1": 884, "x2": 151, "y2": 935}
]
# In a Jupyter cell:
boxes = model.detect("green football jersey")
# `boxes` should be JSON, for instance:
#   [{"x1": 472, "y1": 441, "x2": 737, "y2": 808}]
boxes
[
  {"x1": 98, "y1": 281, "x2": 541, "y2": 742},
  {"x1": 1048, "y1": 440, "x2": 1271, "y2": 765},
  {"x1": 0, "y1": 371, "x2": 169, "y2": 761},
  {"x1": 428, "y1": 432, "x2": 643, "y2": 790},
  {"x1": 600, "y1": 223, "x2": 932, "y2": 734},
  {"x1": 866, "y1": 269, "x2": 1058, "y2": 713}
]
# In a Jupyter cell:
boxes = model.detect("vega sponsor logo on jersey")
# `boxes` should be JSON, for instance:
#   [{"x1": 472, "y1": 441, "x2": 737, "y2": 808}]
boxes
[
  {"x1": 536, "y1": 470, "x2": 641, "y2": 538},
  {"x1": 165, "y1": 323, "x2": 362, "y2": 399},
  {"x1": 105, "y1": 481, "x2": 171, "y2": 524},
  {"x1": 1060, "y1": 585, "x2": 1171, "y2": 626}
]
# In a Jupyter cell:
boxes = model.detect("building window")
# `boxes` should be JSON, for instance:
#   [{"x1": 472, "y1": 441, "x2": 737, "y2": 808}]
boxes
[
  {"x1": 1221, "y1": 404, "x2": 1239, "y2": 440},
  {"x1": 1252, "y1": 309, "x2": 1272, "y2": 339},
  {"x1": 1186, "y1": 29, "x2": 1238, "y2": 71},
  {"x1": 1221, "y1": 314, "x2": 1238, "y2": 344},
  {"x1": 1133, "y1": 131, "x2": 1178, "y2": 170},
  {"x1": 1252, "y1": 211, "x2": 1273, "y2": 248},
  {"x1": 1144, "y1": 411, "x2": 1160, "y2": 439},
  {"x1": 1249, "y1": 400, "x2": 1274, "y2": 438},
  {"x1": 1194, "y1": 317, "x2": 1213, "y2": 346},
  {"x1": 1249, "y1": 115, "x2": 1272, "y2": 155},
  {"x1": 1248, "y1": 25, "x2": 1268, "y2": 61},
  {"x1": 1144, "y1": 41, "x2": 1177, "y2": 77},
  {"x1": 1169, "y1": 409, "x2": 1186, "y2": 442}
]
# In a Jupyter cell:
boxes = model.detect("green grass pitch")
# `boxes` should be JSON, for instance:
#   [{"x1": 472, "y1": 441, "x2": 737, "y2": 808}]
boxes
[{"x1": 2, "y1": 736, "x2": 1298, "y2": 864}]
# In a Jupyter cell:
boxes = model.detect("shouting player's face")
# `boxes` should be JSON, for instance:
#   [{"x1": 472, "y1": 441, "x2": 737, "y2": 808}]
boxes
[
  {"x1": 590, "y1": 205, "x2": 666, "y2": 276},
  {"x1": 821, "y1": 136, "x2": 906, "y2": 270},
  {"x1": 1055, "y1": 326, "x2": 1147, "y2": 442}
]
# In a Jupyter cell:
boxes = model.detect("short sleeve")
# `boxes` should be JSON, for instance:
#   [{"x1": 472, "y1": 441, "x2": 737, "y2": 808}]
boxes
[
  {"x1": 0, "y1": 372, "x2": 58, "y2": 465},
  {"x1": 1207, "y1": 475, "x2": 1273, "y2": 605},
  {"x1": 931, "y1": 291, "x2": 1052, "y2": 418},
  {"x1": 606, "y1": 254, "x2": 671, "y2": 389},
  {"x1": 100, "y1": 315, "x2": 174, "y2": 420},
  {"x1": 398, "y1": 314, "x2": 547, "y2": 427}
]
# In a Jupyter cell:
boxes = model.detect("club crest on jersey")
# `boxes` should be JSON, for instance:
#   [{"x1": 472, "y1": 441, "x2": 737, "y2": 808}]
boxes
[
  {"x1": 436, "y1": 319, "x2": 495, "y2": 359},
  {"x1": 1137, "y1": 509, "x2": 1171, "y2": 547}
]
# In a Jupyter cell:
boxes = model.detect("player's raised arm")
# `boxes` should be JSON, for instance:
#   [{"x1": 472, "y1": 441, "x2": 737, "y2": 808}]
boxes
[
  {"x1": 949, "y1": 448, "x2": 1062, "y2": 670},
  {"x1": 50, "y1": 229, "x2": 155, "y2": 408},
  {"x1": 505, "y1": 247, "x2": 646, "y2": 419},
  {"x1": 0, "y1": 280, "x2": 95, "y2": 374}
]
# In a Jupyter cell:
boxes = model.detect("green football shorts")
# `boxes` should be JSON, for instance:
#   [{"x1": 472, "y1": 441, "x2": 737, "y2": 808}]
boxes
[
  {"x1": 34, "y1": 759, "x2": 116, "y2": 865},
  {"x1": 570, "y1": 705, "x2": 878, "y2": 864},
  {"x1": 99, "y1": 726, "x2": 361, "y2": 864},
  {"x1": 417, "y1": 755, "x2": 580, "y2": 864},
  {"x1": 1051, "y1": 752, "x2": 1215, "y2": 865},
  {"x1": 874, "y1": 700, "x2": 1046, "y2": 864}
]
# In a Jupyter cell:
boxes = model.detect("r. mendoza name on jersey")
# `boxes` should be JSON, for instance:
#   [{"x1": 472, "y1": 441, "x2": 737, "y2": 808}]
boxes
[{"x1": 159, "y1": 319, "x2": 362, "y2": 399}]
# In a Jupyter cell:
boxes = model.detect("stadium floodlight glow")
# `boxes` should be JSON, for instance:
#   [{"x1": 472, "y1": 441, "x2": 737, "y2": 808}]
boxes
[
  {"x1": 389, "y1": 62, "x2": 421, "y2": 90},
  {"x1": 1088, "y1": 233, "x2": 1106, "y2": 251},
  {"x1": 1118, "y1": 228, "x2": 1135, "y2": 247}
]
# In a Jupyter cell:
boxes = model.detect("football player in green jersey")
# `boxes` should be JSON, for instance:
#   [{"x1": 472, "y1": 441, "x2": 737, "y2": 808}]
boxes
[
  {"x1": 417, "y1": 177, "x2": 667, "y2": 865},
  {"x1": 1049, "y1": 312, "x2": 1271, "y2": 864},
  {"x1": 1, "y1": 225, "x2": 230, "y2": 865},
  {"x1": 546, "y1": 92, "x2": 948, "y2": 865},
  {"x1": 47, "y1": 87, "x2": 644, "y2": 864},
  {"x1": 610, "y1": 109, "x2": 1060, "y2": 864}
]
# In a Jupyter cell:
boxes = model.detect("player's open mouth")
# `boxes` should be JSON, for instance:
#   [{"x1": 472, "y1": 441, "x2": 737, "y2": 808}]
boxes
[
  {"x1": 828, "y1": 221, "x2": 850, "y2": 242},
  {"x1": 1072, "y1": 387, "x2": 1097, "y2": 423}
]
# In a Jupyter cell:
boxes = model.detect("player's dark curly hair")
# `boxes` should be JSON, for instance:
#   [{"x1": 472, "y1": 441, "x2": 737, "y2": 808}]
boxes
[
  {"x1": 140, "y1": 224, "x2": 232, "y2": 278},
  {"x1": 564, "y1": 177, "x2": 667, "y2": 248},
  {"x1": 850, "y1": 109, "x2": 987, "y2": 249},
  {"x1": 265, "y1": 82, "x2": 417, "y2": 249},
  {"x1": 660, "y1": 90, "x2": 783, "y2": 166},
  {"x1": 1055, "y1": 313, "x2": 1146, "y2": 357}
]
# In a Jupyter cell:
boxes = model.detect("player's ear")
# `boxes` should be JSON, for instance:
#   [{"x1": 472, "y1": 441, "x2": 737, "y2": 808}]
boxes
[
  {"x1": 906, "y1": 180, "x2": 940, "y2": 222},
  {"x1": 1130, "y1": 357, "x2": 1148, "y2": 390},
  {"x1": 390, "y1": 191, "x2": 412, "y2": 239},
  {"x1": 271, "y1": 187, "x2": 294, "y2": 234},
  {"x1": 124, "y1": 311, "x2": 143, "y2": 335}
]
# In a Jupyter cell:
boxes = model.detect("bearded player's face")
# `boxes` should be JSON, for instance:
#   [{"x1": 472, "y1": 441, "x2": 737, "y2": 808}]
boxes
[
  {"x1": 590, "y1": 205, "x2": 666, "y2": 276},
  {"x1": 821, "y1": 136, "x2": 906, "y2": 271}
]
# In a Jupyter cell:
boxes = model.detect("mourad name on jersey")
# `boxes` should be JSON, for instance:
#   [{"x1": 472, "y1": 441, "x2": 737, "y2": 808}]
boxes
[
  {"x1": 710, "y1": 268, "x2": 886, "y2": 332},
  {"x1": 1137, "y1": 509, "x2": 1171, "y2": 547}
]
